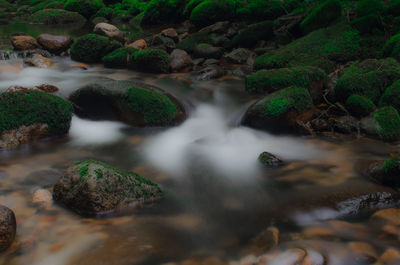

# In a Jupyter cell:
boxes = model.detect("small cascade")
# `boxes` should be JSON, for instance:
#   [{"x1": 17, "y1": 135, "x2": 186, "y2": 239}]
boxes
[{"x1": 0, "y1": 49, "x2": 52, "y2": 61}]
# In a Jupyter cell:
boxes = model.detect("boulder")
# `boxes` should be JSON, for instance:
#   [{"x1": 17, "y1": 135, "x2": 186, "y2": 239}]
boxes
[
  {"x1": 7, "y1": 84, "x2": 59, "y2": 93},
  {"x1": 0, "y1": 205, "x2": 16, "y2": 252},
  {"x1": 126, "y1": 39, "x2": 147, "y2": 50},
  {"x1": 129, "y1": 49, "x2": 170, "y2": 73},
  {"x1": 169, "y1": 49, "x2": 193, "y2": 72},
  {"x1": 196, "y1": 65, "x2": 225, "y2": 80},
  {"x1": 199, "y1": 21, "x2": 230, "y2": 34},
  {"x1": 93, "y1": 22, "x2": 124, "y2": 42},
  {"x1": 10, "y1": 35, "x2": 38, "y2": 51},
  {"x1": 194, "y1": 43, "x2": 224, "y2": 59},
  {"x1": 24, "y1": 54, "x2": 54, "y2": 68},
  {"x1": 53, "y1": 160, "x2": 163, "y2": 215},
  {"x1": 151, "y1": 35, "x2": 176, "y2": 52},
  {"x1": 224, "y1": 48, "x2": 253, "y2": 64},
  {"x1": 37, "y1": 33, "x2": 73, "y2": 54},
  {"x1": 258, "y1": 152, "x2": 283, "y2": 167},
  {"x1": 160, "y1": 28, "x2": 178, "y2": 42}
]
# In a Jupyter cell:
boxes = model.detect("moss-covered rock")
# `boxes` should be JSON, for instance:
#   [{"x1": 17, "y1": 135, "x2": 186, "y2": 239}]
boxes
[
  {"x1": 95, "y1": 7, "x2": 114, "y2": 19},
  {"x1": 0, "y1": 90, "x2": 73, "y2": 141},
  {"x1": 232, "y1": 20, "x2": 273, "y2": 48},
  {"x1": 129, "y1": 49, "x2": 170, "y2": 73},
  {"x1": 189, "y1": 0, "x2": 235, "y2": 27},
  {"x1": 141, "y1": 0, "x2": 186, "y2": 26},
  {"x1": 102, "y1": 47, "x2": 137, "y2": 68},
  {"x1": 70, "y1": 34, "x2": 122, "y2": 63},
  {"x1": 380, "y1": 80, "x2": 400, "y2": 112},
  {"x1": 334, "y1": 58, "x2": 400, "y2": 103},
  {"x1": 346, "y1": 94, "x2": 376, "y2": 117},
  {"x1": 383, "y1": 33, "x2": 400, "y2": 60},
  {"x1": 53, "y1": 160, "x2": 162, "y2": 216},
  {"x1": 366, "y1": 157, "x2": 400, "y2": 186},
  {"x1": 362, "y1": 106, "x2": 400, "y2": 140},
  {"x1": 69, "y1": 80, "x2": 184, "y2": 126},
  {"x1": 299, "y1": 0, "x2": 341, "y2": 34},
  {"x1": 351, "y1": 14, "x2": 382, "y2": 35},
  {"x1": 237, "y1": 0, "x2": 301, "y2": 21},
  {"x1": 177, "y1": 31, "x2": 211, "y2": 53},
  {"x1": 356, "y1": 0, "x2": 385, "y2": 17},
  {"x1": 183, "y1": 0, "x2": 203, "y2": 18},
  {"x1": 258, "y1": 151, "x2": 283, "y2": 167},
  {"x1": 254, "y1": 24, "x2": 360, "y2": 71},
  {"x1": 30, "y1": 9, "x2": 86, "y2": 24},
  {"x1": 246, "y1": 66, "x2": 326, "y2": 95},
  {"x1": 242, "y1": 86, "x2": 313, "y2": 132},
  {"x1": 64, "y1": 0, "x2": 103, "y2": 18}
]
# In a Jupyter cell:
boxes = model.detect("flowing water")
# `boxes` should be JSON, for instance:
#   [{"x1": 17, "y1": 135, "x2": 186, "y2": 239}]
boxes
[{"x1": 0, "y1": 54, "x2": 400, "y2": 264}]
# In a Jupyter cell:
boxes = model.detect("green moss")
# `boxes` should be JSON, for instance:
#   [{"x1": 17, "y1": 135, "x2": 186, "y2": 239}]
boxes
[
  {"x1": 382, "y1": 156, "x2": 400, "y2": 174},
  {"x1": 335, "y1": 58, "x2": 400, "y2": 103},
  {"x1": 183, "y1": 0, "x2": 203, "y2": 18},
  {"x1": 95, "y1": 7, "x2": 113, "y2": 19},
  {"x1": 189, "y1": 0, "x2": 235, "y2": 27},
  {"x1": 130, "y1": 49, "x2": 170, "y2": 73},
  {"x1": 351, "y1": 14, "x2": 382, "y2": 34},
  {"x1": 122, "y1": 87, "x2": 177, "y2": 125},
  {"x1": 246, "y1": 66, "x2": 326, "y2": 93},
  {"x1": 258, "y1": 151, "x2": 283, "y2": 167},
  {"x1": 141, "y1": 0, "x2": 186, "y2": 26},
  {"x1": 380, "y1": 80, "x2": 400, "y2": 112},
  {"x1": 102, "y1": 47, "x2": 137, "y2": 68},
  {"x1": 356, "y1": 0, "x2": 385, "y2": 17},
  {"x1": 64, "y1": 0, "x2": 104, "y2": 18},
  {"x1": 232, "y1": 20, "x2": 273, "y2": 48},
  {"x1": 254, "y1": 24, "x2": 360, "y2": 71},
  {"x1": 345, "y1": 94, "x2": 376, "y2": 117},
  {"x1": 0, "y1": 0, "x2": 16, "y2": 12},
  {"x1": 374, "y1": 106, "x2": 400, "y2": 140},
  {"x1": 300, "y1": 0, "x2": 341, "y2": 34},
  {"x1": 70, "y1": 34, "x2": 122, "y2": 63},
  {"x1": 0, "y1": 90, "x2": 73, "y2": 135},
  {"x1": 266, "y1": 97, "x2": 291, "y2": 116},
  {"x1": 30, "y1": 9, "x2": 86, "y2": 24},
  {"x1": 237, "y1": 0, "x2": 301, "y2": 21},
  {"x1": 80, "y1": 165, "x2": 89, "y2": 177},
  {"x1": 383, "y1": 33, "x2": 400, "y2": 60},
  {"x1": 177, "y1": 31, "x2": 211, "y2": 53}
]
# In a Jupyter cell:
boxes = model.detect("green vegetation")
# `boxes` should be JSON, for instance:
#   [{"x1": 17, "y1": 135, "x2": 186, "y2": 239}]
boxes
[
  {"x1": 335, "y1": 58, "x2": 400, "y2": 103},
  {"x1": 123, "y1": 87, "x2": 177, "y2": 125},
  {"x1": 374, "y1": 106, "x2": 400, "y2": 140},
  {"x1": 356, "y1": 0, "x2": 385, "y2": 17},
  {"x1": 345, "y1": 94, "x2": 376, "y2": 117},
  {"x1": 94, "y1": 7, "x2": 114, "y2": 19},
  {"x1": 141, "y1": 0, "x2": 186, "y2": 26},
  {"x1": 351, "y1": 14, "x2": 382, "y2": 34},
  {"x1": 258, "y1": 151, "x2": 282, "y2": 167},
  {"x1": 70, "y1": 34, "x2": 122, "y2": 63},
  {"x1": 299, "y1": 0, "x2": 342, "y2": 34},
  {"x1": 189, "y1": 0, "x2": 235, "y2": 27},
  {"x1": 246, "y1": 66, "x2": 326, "y2": 93},
  {"x1": 382, "y1": 156, "x2": 400, "y2": 175},
  {"x1": 0, "y1": 90, "x2": 73, "y2": 135},
  {"x1": 380, "y1": 80, "x2": 400, "y2": 112},
  {"x1": 232, "y1": 20, "x2": 273, "y2": 48},
  {"x1": 254, "y1": 24, "x2": 360, "y2": 71},
  {"x1": 237, "y1": 0, "x2": 298, "y2": 21},
  {"x1": 383, "y1": 33, "x2": 400, "y2": 60},
  {"x1": 64, "y1": 0, "x2": 104, "y2": 18},
  {"x1": 30, "y1": 9, "x2": 86, "y2": 24},
  {"x1": 177, "y1": 31, "x2": 211, "y2": 53},
  {"x1": 130, "y1": 49, "x2": 170, "y2": 73},
  {"x1": 102, "y1": 47, "x2": 137, "y2": 68}
]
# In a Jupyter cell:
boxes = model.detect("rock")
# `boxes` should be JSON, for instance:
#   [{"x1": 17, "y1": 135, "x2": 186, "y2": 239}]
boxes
[
  {"x1": 30, "y1": 9, "x2": 86, "y2": 25},
  {"x1": 93, "y1": 22, "x2": 124, "y2": 42},
  {"x1": 378, "y1": 248, "x2": 400, "y2": 264},
  {"x1": 169, "y1": 49, "x2": 193, "y2": 72},
  {"x1": 0, "y1": 124, "x2": 49, "y2": 149},
  {"x1": 203, "y1": 59, "x2": 220, "y2": 66},
  {"x1": 53, "y1": 160, "x2": 163, "y2": 215},
  {"x1": 0, "y1": 205, "x2": 16, "y2": 252},
  {"x1": 196, "y1": 65, "x2": 225, "y2": 81},
  {"x1": 194, "y1": 43, "x2": 224, "y2": 59},
  {"x1": 224, "y1": 48, "x2": 253, "y2": 64},
  {"x1": 333, "y1": 115, "x2": 359, "y2": 134},
  {"x1": 258, "y1": 152, "x2": 283, "y2": 167},
  {"x1": 371, "y1": 208, "x2": 400, "y2": 225},
  {"x1": 211, "y1": 35, "x2": 231, "y2": 49},
  {"x1": 126, "y1": 39, "x2": 147, "y2": 50},
  {"x1": 37, "y1": 34, "x2": 73, "y2": 54},
  {"x1": 365, "y1": 157, "x2": 400, "y2": 187},
  {"x1": 161, "y1": 28, "x2": 178, "y2": 42},
  {"x1": 7, "y1": 84, "x2": 58, "y2": 93},
  {"x1": 32, "y1": 189, "x2": 52, "y2": 207},
  {"x1": 69, "y1": 80, "x2": 185, "y2": 126},
  {"x1": 348, "y1": 241, "x2": 378, "y2": 261},
  {"x1": 152, "y1": 35, "x2": 176, "y2": 52},
  {"x1": 24, "y1": 54, "x2": 54, "y2": 68},
  {"x1": 10, "y1": 35, "x2": 39, "y2": 51},
  {"x1": 72, "y1": 63, "x2": 89, "y2": 70},
  {"x1": 244, "y1": 226, "x2": 279, "y2": 255},
  {"x1": 199, "y1": 21, "x2": 230, "y2": 34}
]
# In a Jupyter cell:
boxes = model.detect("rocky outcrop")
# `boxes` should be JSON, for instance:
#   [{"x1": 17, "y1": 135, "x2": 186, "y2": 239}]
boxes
[
  {"x1": 37, "y1": 34, "x2": 73, "y2": 54},
  {"x1": 53, "y1": 160, "x2": 163, "y2": 215}
]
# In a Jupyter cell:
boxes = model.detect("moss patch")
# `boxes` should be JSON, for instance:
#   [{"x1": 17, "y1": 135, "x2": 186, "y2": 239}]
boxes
[
  {"x1": 346, "y1": 94, "x2": 376, "y2": 117},
  {"x1": 30, "y1": 9, "x2": 86, "y2": 24},
  {"x1": 300, "y1": 0, "x2": 342, "y2": 34},
  {"x1": 130, "y1": 49, "x2": 170, "y2": 73},
  {"x1": 380, "y1": 79, "x2": 400, "y2": 112},
  {"x1": 64, "y1": 0, "x2": 104, "y2": 18},
  {"x1": 189, "y1": 0, "x2": 235, "y2": 27},
  {"x1": 102, "y1": 47, "x2": 137, "y2": 68},
  {"x1": 232, "y1": 20, "x2": 273, "y2": 48},
  {"x1": 374, "y1": 106, "x2": 400, "y2": 140}
]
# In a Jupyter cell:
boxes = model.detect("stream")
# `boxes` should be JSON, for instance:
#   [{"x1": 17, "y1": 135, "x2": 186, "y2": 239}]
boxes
[{"x1": 0, "y1": 29, "x2": 400, "y2": 264}]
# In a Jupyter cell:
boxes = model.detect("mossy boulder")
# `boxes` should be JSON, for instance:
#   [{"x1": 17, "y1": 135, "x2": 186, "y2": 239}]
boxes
[
  {"x1": 69, "y1": 80, "x2": 185, "y2": 126},
  {"x1": 177, "y1": 31, "x2": 211, "y2": 53},
  {"x1": 383, "y1": 33, "x2": 400, "y2": 61},
  {"x1": 254, "y1": 24, "x2": 360, "y2": 71},
  {"x1": 356, "y1": 0, "x2": 385, "y2": 17},
  {"x1": 242, "y1": 86, "x2": 313, "y2": 133},
  {"x1": 345, "y1": 94, "x2": 376, "y2": 117},
  {"x1": 258, "y1": 152, "x2": 283, "y2": 167},
  {"x1": 70, "y1": 34, "x2": 122, "y2": 63},
  {"x1": 102, "y1": 47, "x2": 137, "y2": 68},
  {"x1": 299, "y1": 0, "x2": 342, "y2": 35},
  {"x1": 366, "y1": 157, "x2": 400, "y2": 186},
  {"x1": 351, "y1": 14, "x2": 382, "y2": 35},
  {"x1": 232, "y1": 20, "x2": 273, "y2": 48},
  {"x1": 95, "y1": 7, "x2": 114, "y2": 19},
  {"x1": 189, "y1": 0, "x2": 234, "y2": 27},
  {"x1": 64, "y1": 0, "x2": 104, "y2": 18},
  {"x1": 361, "y1": 106, "x2": 400, "y2": 141},
  {"x1": 193, "y1": 43, "x2": 224, "y2": 59},
  {"x1": 246, "y1": 66, "x2": 326, "y2": 99},
  {"x1": 141, "y1": 0, "x2": 186, "y2": 26},
  {"x1": 237, "y1": 0, "x2": 293, "y2": 21},
  {"x1": 0, "y1": 90, "x2": 73, "y2": 147},
  {"x1": 380, "y1": 80, "x2": 400, "y2": 112},
  {"x1": 53, "y1": 160, "x2": 162, "y2": 216},
  {"x1": 334, "y1": 58, "x2": 400, "y2": 103},
  {"x1": 129, "y1": 49, "x2": 170, "y2": 73},
  {"x1": 30, "y1": 9, "x2": 86, "y2": 24}
]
